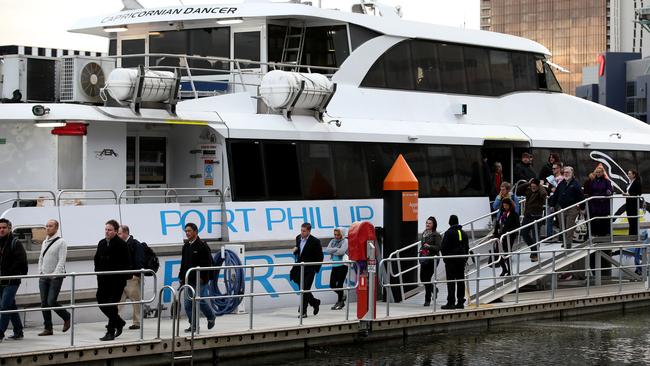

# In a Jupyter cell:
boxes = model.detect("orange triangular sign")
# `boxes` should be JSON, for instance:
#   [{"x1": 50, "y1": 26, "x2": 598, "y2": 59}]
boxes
[{"x1": 383, "y1": 154, "x2": 419, "y2": 191}]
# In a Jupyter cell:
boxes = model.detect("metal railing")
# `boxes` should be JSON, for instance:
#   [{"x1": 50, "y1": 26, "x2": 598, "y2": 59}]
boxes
[
  {"x1": 118, "y1": 187, "x2": 223, "y2": 204},
  {"x1": 378, "y1": 242, "x2": 650, "y2": 317},
  {"x1": 183, "y1": 260, "x2": 360, "y2": 334},
  {"x1": 0, "y1": 190, "x2": 57, "y2": 208},
  {"x1": 0, "y1": 269, "x2": 156, "y2": 346}
]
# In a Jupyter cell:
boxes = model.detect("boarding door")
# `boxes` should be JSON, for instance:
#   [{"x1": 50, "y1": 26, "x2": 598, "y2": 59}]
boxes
[
  {"x1": 232, "y1": 25, "x2": 263, "y2": 93},
  {"x1": 482, "y1": 141, "x2": 531, "y2": 199}
]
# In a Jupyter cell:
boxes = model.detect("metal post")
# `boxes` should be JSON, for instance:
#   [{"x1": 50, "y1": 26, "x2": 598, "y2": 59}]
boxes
[
  {"x1": 299, "y1": 265, "x2": 304, "y2": 326},
  {"x1": 515, "y1": 253, "x2": 520, "y2": 304},
  {"x1": 610, "y1": 199, "x2": 614, "y2": 244},
  {"x1": 140, "y1": 271, "x2": 145, "y2": 340},
  {"x1": 386, "y1": 261, "x2": 391, "y2": 317},
  {"x1": 474, "y1": 255, "x2": 480, "y2": 307},
  {"x1": 432, "y1": 259, "x2": 438, "y2": 313},
  {"x1": 595, "y1": 250, "x2": 602, "y2": 286},
  {"x1": 194, "y1": 270, "x2": 200, "y2": 335},
  {"x1": 366, "y1": 242, "x2": 376, "y2": 320},
  {"x1": 586, "y1": 248, "x2": 591, "y2": 296},
  {"x1": 70, "y1": 273, "x2": 76, "y2": 347},
  {"x1": 470, "y1": 222, "x2": 476, "y2": 243},
  {"x1": 345, "y1": 262, "x2": 351, "y2": 321},
  {"x1": 249, "y1": 267, "x2": 254, "y2": 330},
  {"x1": 618, "y1": 245, "x2": 623, "y2": 294},
  {"x1": 586, "y1": 202, "x2": 593, "y2": 248},
  {"x1": 551, "y1": 251, "x2": 557, "y2": 300}
]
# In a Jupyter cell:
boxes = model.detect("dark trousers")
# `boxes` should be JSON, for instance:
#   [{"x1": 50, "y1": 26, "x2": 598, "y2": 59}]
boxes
[
  {"x1": 39, "y1": 277, "x2": 70, "y2": 329},
  {"x1": 329, "y1": 266, "x2": 348, "y2": 302},
  {"x1": 96, "y1": 278, "x2": 126, "y2": 332},
  {"x1": 300, "y1": 271, "x2": 319, "y2": 312},
  {"x1": 521, "y1": 214, "x2": 543, "y2": 251},
  {"x1": 420, "y1": 260, "x2": 438, "y2": 302},
  {"x1": 444, "y1": 261, "x2": 466, "y2": 305},
  {"x1": 626, "y1": 199, "x2": 640, "y2": 236},
  {"x1": 0, "y1": 285, "x2": 22, "y2": 337}
]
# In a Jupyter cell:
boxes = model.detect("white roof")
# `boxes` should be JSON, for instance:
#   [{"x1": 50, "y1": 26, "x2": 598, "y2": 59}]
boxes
[{"x1": 70, "y1": 2, "x2": 550, "y2": 55}]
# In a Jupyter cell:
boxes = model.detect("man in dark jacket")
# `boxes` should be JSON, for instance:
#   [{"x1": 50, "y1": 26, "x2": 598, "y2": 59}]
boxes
[
  {"x1": 118, "y1": 225, "x2": 145, "y2": 330},
  {"x1": 517, "y1": 179, "x2": 548, "y2": 262},
  {"x1": 514, "y1": 152, "x2": 537, "y2": 183},
  {"x1": 94, "y1": 219, "x2": 131, "y2": 341},
  {"x1": 440, "y1": 215, "x2": 469, "y2": 310},
  {"x1": 290, "y1": 223, "x2": 324, "y2": 318},
  {"x1": 0, "y1": 218, "x2": 27, "y2": 341},
  {"x1": 547, "y1": 166, "x2": 583, "y2": 249},
  {"x1": 178, "y1": 223, "x2": 215, "y2": 332}
]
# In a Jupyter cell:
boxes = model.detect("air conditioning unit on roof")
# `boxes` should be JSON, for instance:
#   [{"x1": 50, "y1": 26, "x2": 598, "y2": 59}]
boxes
[{"x1": 59, "y1": 56, "x2": 115, "y2": 103}]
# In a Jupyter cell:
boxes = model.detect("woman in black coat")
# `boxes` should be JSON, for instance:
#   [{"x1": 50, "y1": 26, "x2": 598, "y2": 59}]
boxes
[
  {"x1": 625, "y1": 170, "x2": 643, "y2": 236},
  {"x1": 419, "y1": 216, "x2": 442, "y2": 306},
  {"x1": 493, "y1": 198, "x2": 520, "y2": 276}
]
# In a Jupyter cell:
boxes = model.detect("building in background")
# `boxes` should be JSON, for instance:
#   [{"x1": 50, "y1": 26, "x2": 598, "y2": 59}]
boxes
[{"x1": 480, "y1": 0, "x2": 649, "y2": 95}]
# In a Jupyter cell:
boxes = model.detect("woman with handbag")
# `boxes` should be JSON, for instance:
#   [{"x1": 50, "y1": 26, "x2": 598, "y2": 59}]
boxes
[
  {"x1": 494, "y1": 198, "x2": 520, "y2": 277},
  {"x1": 419, "y1": 216, "x2": 442, "y2": 306}
]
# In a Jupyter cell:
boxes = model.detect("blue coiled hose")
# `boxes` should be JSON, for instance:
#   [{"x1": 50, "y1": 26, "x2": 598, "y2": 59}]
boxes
[{"x1": 209, "y1": 249, "x2": 245, "y2": 316}]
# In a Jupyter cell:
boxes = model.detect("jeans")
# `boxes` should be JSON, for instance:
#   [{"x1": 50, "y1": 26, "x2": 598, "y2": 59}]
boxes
[
  {"x1": 39, "y1": 277, "x2": 70, "y2": 329},
  {"x1": 184, "y1": 282, "x2": 215, "y2": 327},
  {"x1": 0, "y1": 285, "x2": 22, "y2": 336}
]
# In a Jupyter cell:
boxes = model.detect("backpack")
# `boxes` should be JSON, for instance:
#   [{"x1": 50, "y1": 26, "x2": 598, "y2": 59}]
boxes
[{"x1": 140, "y1": 242, "x2": 160, "y2": 276}]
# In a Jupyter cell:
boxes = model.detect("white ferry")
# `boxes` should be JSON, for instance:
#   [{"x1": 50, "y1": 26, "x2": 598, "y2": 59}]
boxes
[{"x1": 1, "y1": 0, "x2": 648, "y2": 249}]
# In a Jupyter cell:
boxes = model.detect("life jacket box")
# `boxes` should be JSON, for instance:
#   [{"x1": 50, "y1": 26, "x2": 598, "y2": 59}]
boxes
[
  {"x1": 103, "y1": 68, "x2": 175, "y2": 102},
  {"x1": 259, "y1": 70, "x2": 333, "y2": 110},
  {"x1": 348, "y1": 221, "x2": 377, "y2": 261}
]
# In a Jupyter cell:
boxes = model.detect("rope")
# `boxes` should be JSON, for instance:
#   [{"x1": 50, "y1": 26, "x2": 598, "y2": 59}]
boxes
[{"x1": 209, "y1": 249, "x2": 245, "y2": 316}]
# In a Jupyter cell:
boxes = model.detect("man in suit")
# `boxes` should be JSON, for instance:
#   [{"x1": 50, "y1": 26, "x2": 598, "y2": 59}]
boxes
[
  {"x1": 290, "y1": 223, "x2": 323, "y2": 318},
  {"x1": 625, "y1": 169, "x2": 643, "y2": 236}
]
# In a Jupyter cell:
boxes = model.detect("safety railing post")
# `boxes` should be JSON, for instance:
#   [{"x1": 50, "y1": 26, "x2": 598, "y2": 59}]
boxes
[
  {"x1": 70, "y1": 273, "x2": 76, "y2": 347},
  {"x1": 515, "y1": 252, "x2": 520, "y2": 304},
  {"x1": 194, "y1": 270, "x2": 200, "y2": 335},
  {"x1": 140, "y1": 270, "x2": 145, "y2": 340},
  {"x1": 249, "y1": 267, "x2": 254, "y2": 330},
  {"x1": 385, "y1": 261, "x2": 391, "y2": 317},
  {"x1": 345, "y1": 262, "x2": 351, "y2": 321},
  {"x1": 551, "y1": 251, "x2": 557, "y2": 300},
  {"x1": 586, "y1": 248, "x2": 591, "y2": 297},
  {"x1": 474, "y1": 254, "x2": 480, "y2": 307},
  {"x1": 610, "y1": 199, "x2": 614, "y2": 244},
  {"x1": 432, "y1": 258, "x2": 438, "y2": 313},
  {"x1": 299, "y1": 265, "x2": 305, "y2": 326},
  {"x1": 586, "y1": 202, "x2": 593, "y2": 248},
  {"x1": 618, "y1": 245, "x2": 623, "y2": 294}
]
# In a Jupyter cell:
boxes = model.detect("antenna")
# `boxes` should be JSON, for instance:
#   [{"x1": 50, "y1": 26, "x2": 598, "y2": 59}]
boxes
[{"x1": 121, "y1": 0, "x2": 144, "y2": 11}]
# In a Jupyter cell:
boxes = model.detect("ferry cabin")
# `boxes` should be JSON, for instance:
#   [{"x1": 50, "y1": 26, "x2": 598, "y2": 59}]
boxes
[{"x1": 1, "y1": 0, "x2": 650, "y2": 246}]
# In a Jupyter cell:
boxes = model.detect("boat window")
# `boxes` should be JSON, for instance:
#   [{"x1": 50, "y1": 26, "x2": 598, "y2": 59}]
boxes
[
  {"x1": 127, "y1": 136, "x2": 136, "y2": 185},
  {"x1": 438, "y1": 43, "x2": 467, "y2": 94},
  {"x1": 267, "y1": 25, "x2": 288, "y2": 63},
  {"x1": 300, "y1": 143, "x2": 336, "y2": 199},
  {"x1": 360, "y1": 55, "x2": 387, "y2": 88},
  {"x1": 543, "y1": 62, "x2": 562, "y2": 92},
  {"x1": 464, "y1": 46, "x2": 492, "y2": 96},
  {"x1": 301, "y1": 25, "x2": 350, "y2": 69},
  {"x1": 512, "y1": 52, "x2": 537, "y2": 91},
  {"x1": 229, "y1": 141, "x2": 265, "y2": 199},
  {"x1": 349, "y1": 24, "x2": 381, "y2": 51},
  {"x1": 149, "y1": 28, "x2": 230, "y2": 74},
  {"x1": 411, "y1": 40, "x2": 441, "y2": 92},
  {"x1": 138, "y1": 137, "x2": 167, "y2": 184},
  {"x1": 234, "y1": 31, "x2": 261, "y2": 68},
  {"x1": 384, "y1": 41, "x2": 414, "y2": 90},
  {"x1": 121, "y1": 39, "x2": 146, "y2": 68},
  {"x1": 365, "y1": 144, "x2": 398, "y2": 198},
  {"x1": 332, "y1": 143, "x2": 371, "y2": 199},
  {"x1": 636, "y1": 151, "x2": 650, "y2": 193},
  {"x1": 263, "y1": 142, "x2": 302, "y2": 198},
  {"x1": 149, "y1": 31, "x2": 186, "y2": 71},
  {"x1": 489, "y1": 50, "x2": 514, "y2": 95},
  {"x1": 109, "y1": 39, "x2": 117, "y2": 56}
]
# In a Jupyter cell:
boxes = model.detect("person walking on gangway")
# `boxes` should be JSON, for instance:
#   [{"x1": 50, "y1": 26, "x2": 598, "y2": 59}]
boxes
[
  {"x1": 325, "y1": 228, "x2": 348, "y2": 310},
  {"x1": 290, "y1": 223, "x2": 323, "y2": 318},
  {"x1": 37, "y1": 219, "x2": 71, "y2": 336},
  {"x1": 419, "y1": 216, "x2": 442, "y2": 307},
  {"x1": 441, "y1": 215, "x2": 469, "y2": 310},
  {"x1": 178, "y1": 223, "x2": 215, "y2": 333},
  {"x1": 625, "y1": 170, "x2": 642, "y2": 236},
  {"x1": 94, "y1": 219, "x2": 131, "y2": 341},
  {"x1": 118, "y1": 225, "x2": 145, "y2": 330},
  {"x1": 517, "y1": 179, "x2": 547, "y2": 262},
  {"x1": 0, "y1": 218, "x2": 27, "y2": 342}
]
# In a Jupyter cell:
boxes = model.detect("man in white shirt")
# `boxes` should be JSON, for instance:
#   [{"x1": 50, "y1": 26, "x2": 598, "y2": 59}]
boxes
[{"x1": 37, "y1": 219, "x2": 70, "y2": 336}]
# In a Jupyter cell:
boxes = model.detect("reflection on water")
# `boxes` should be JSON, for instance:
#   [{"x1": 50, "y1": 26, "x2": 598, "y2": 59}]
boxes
[{"x1": 212, "y1": 308, "x2": 650, "y2": 366}]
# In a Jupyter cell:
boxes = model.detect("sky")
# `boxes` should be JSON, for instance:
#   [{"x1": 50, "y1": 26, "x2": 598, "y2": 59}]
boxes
[{"x1": 0, "y1": 0, "x2": 479, "y2": 52}]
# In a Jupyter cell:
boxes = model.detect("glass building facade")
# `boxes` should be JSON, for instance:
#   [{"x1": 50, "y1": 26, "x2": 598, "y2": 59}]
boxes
[{"x1": 480, "y1": 0, "x2": 608, "y2": 95}]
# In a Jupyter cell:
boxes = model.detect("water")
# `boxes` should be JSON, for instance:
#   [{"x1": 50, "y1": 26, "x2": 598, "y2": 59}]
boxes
[{"x1": 215, "y1": 308, "x2": 650, "y2": 365}]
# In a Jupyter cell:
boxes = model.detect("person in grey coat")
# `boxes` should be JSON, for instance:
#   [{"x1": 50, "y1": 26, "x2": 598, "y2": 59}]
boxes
[{"x1": 325, "y1": 228, "x2": 349, "y2": 310}]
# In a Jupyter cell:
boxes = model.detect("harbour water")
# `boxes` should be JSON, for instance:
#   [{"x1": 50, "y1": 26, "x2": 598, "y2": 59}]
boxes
[{"x1": 215, "y1": 308, "x2": 650, "y2": 365}]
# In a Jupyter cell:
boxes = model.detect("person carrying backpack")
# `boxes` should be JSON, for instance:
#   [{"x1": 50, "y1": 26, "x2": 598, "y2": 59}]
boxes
[
  {"x1": 118, "y1": 225, "x2": 145, "y2": 330},
  {"x1": 0, "y1": 218, "x2": 27, "y2": 342},
  {"x1": 440, "y1": 215, "x2": 469, "y2": 310}
]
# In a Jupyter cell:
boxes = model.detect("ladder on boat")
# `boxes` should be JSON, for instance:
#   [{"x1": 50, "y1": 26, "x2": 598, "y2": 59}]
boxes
[{"x1": 280, "y1": 24, "x2": 306, "y2": 71}]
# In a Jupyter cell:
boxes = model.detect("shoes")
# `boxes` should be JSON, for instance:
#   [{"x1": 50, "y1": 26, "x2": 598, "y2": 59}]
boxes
[
  {"x1": 129, "y1": 324, "x2": 140, "y2": 330},
  {"x1": 499, "y1": 270, "x2": 510, "y2": 277},
  {"x1": 299, "y1": 312, "x2": 308, "y2": 318},
  {"x1": 559, "y1": 273, "x2": 574, "y2": 281},
  {"x1": 455, "y1": 303, "x2": 464, "y2": 309},
  {"x1": 99, "y1": 332, "x2": 115, "y2": 341},
  {"x1": 62, "y1": 319, "x2": 71, "y2": 332},
  {"x1": 423, "y1": 301, "x2": 431, "y2": 307},
  {"x1": 38, "y1": 329, "x2": 53, "y2": 336},
  {"x1": 530, "y1": 254, "x2": 539, "y2": 262},
  {"x1": 441, "y1": 304, "x2": 455, "y2": 310},
  {"x1": 8, "y1": 332, "x2": 23, "y2": 340},
  {"x1": 207, "y1": 318, "x2": 215, "y2": 330},
  {"x1": 331, "y1": 301, "x2": 344, "y2": 310},
  {"x1": 115, "y1": 319, "x2": 126, "y2": 338},
  {"x1": 312, "y1": 299, "x2": 321, "y2": 316},
  {"x1": 184, "y1": 326, "x2": 195, "y2": 333}
]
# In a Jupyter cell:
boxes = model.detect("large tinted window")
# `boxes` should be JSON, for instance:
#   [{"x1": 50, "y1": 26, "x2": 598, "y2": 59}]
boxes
[
  {"x1": 464, "y1": 46, "x2": 492, "y2": 95},
  {"x1": 300, "y1": 143, "x2": 336, "y2": 199},
  {"x1": 349, "y1": 24, "x2": 381, "y2": 50},
  {"x1": 384, "y1": 42, "x2": 414, "y2": 90},
  {"x1": 411, "y1": 40, "x2": 441, "y2": 92},
  {"x1": 489, "y1": 50, "x2": 514, "y2": 95},
  {"x1": 332, "y1": 143, "x2": 370, "y2": 198},
  {"x1": 149, "y1": 28, "x2": 230, "y2": 73},
  {"x1": 512, "y1": 52, "x2": 537, "y2": 91},
  {"x1": 229, "y1": 141, "x2": 265, "y2": 199},
  {"x1": 361, "y1": 55, "x2": 387, "y2": 88},
  {"x1": 234, "y1": 31, "x2": 261, "y2": 68},
  {"x1": 263, "y1": 142, "x2": 301, "y2": 198},
  {"x1": 149, "y1": 31, "x2": 186, "y2": 71},
  {"x1": 121, "y1": 39, "x2": 145, "y2": 68},
  {"x1": 301, "y1": 26, "x2": 350, "y2": 69},
  {"x1": 636, "y1": 151, "x2": 650, "y2": 193},
  {"x1": 438, "y1": 43, "x2": 467, "y2": 94},
  {"x1": 267, "y1": 25, "x2": 287, "y2": 63}
]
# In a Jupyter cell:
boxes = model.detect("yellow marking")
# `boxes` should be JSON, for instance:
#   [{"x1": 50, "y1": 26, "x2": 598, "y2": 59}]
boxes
[
  {"x1": 165, "y1": 120, "x2": 209, "y2": 126},
  {"x1": 466, "y1": 303, "x2": 494, "y2": 309},
  {"x1": 457, "y1": 230, "x2": 462, "y2": 241}
]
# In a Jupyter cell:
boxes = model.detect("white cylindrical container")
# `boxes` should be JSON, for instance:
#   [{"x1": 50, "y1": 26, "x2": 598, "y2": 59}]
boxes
[
  {"x1": 103, "y1": 68, "x2": 175, "y2": 102},
  {"x1": 259, "y1": 70, "x2": 333, "y2": 110}
]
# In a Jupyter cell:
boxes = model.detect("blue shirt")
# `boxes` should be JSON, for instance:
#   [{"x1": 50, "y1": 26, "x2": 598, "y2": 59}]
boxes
[{"x1": 299, "y1": 236, "x2": 308, "y2": 254}]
